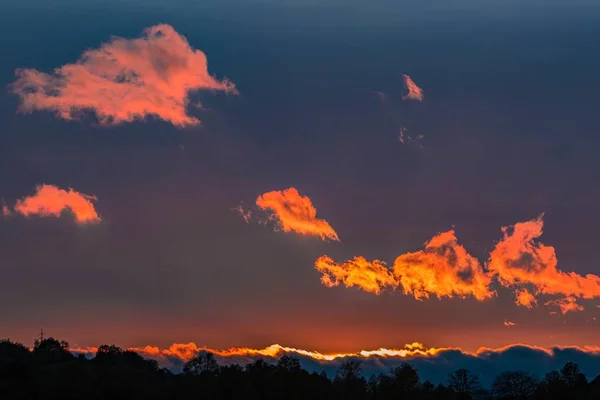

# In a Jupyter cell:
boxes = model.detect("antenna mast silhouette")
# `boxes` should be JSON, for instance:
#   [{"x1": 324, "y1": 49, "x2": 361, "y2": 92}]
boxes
[{"x1": 39, "y1": 328, "x2": 45, "y2": 342}]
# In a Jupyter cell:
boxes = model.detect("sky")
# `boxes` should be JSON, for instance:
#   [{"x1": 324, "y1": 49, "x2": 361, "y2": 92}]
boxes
[{"x1": 1, "y1": 0, "x2": 600, "y2": 383}]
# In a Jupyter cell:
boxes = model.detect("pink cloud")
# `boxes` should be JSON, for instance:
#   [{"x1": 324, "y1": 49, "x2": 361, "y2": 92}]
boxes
[
  {"x1": 402, "y1": 74, "x2": 424, "y2": 101},
  {"x1": 13, "y1": 184, "x2": 101, "y2": 224},
  {"x1": 11, "y1": 24, "x2": 237, "y2": 127}
]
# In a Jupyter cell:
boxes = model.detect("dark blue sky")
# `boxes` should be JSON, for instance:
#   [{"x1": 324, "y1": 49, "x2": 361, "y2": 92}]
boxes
[{"x1": 1, "y1": 0, "x2": 600, "y2": 355}]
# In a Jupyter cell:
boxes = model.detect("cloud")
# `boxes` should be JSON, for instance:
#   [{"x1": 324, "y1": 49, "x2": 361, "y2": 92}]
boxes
[
  {"x1": 488, "y1": 215, "x2": 600, "y2": 313},
  {"x1": 233, "y1": 204, "x2": 252, "y2": 223},
  {"x1": 398, "y1": 127, "x2": 424, "y2": 147},
  {"x1": 70, "y1": 342, "x2": 600, "y2": 387},
  {"x1": 256, "y1": 188, "x2": 339, "y2": 241},
  {"x1": 315, "y1": 215, "x2": 600, "y2": 312},
  {"x1": 316, "y1": 232, "x2": 494, "y2": 300},
  {"x1": 315, "y1": 230, "x2": 494, "y2": 301},
  {"x1": 402, "y1": 74, "x2": 424, "y2": 101},
  {"x1": 12, "y1": 184, "x2": 101, "y2": 224},
  {"x1": 393, "y1": 231, "x2": 494, "y2": 300},
  {"x1": 546, "y1": 297, "x2": 584, "y2": 315},
  {"x1": 11, "y1": 24, "x2": 236, "y2": 127},
  {"x1": 315, "y1": 256, "x2": 397, "y2": 294},
  {"x1": 503, "y1": 320, "x2": 516, "y2": 327},
  {"x1": 1, "y1": 202, "x2": 10, "y2": 216}
]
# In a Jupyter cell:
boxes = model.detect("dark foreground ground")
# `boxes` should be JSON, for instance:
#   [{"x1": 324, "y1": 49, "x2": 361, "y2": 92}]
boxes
[{"x1": 1, "y1": 338, "x2": 600, "y2": 399}]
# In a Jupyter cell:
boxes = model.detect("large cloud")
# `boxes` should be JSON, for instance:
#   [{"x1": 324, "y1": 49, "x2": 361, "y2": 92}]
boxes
[
  {"x1": 11, "y1": 24, "x2": 236, "y2": 127},
  {"x1": 316, "y1": 215, "x2": 600, "y2": 313},
  {"x1": 402, "y1": 74, "x2": 424, "y2": 101},
  {"x1": 315, "y1": 256, "x2": 397, "y2": 294},
  {"x1": 393, "y1": 231, "x2": 493, "y2": 300},
  {"x1": 315, "y1": 231, "x2": 493, "y2": 300},
  {"x1": 255, "y1": 188, "x2": 340, "y2": 241},
  {"x1": 11, "y1": 184, "x2": 101, "y2": 224},
  {"x1": 488, "y1": 215, "x2": 600, "y2": 313},
  {"x1": 71, "y1": 342, "x2": 600, "y2": 387}
]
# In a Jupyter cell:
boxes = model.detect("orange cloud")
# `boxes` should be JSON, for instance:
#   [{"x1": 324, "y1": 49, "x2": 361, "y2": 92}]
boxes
[
  {"x1": 402, "y1": 74, "x2": 423, "y2": 101},
  {"x1": 488, "y1": 215, "x2": 600, "y2": 313},
  {"x1": 127, "y1": 342, "x2": 450, "y2": 363},
  {"x1": 11, "y1": 24, "x2": 236, "y2": 127},
  {"x1": 515, "y1": 288, "x2": 537, "y2": 308},
  {"x1": 13, "y1": 184, "x2": 101, "y2": 224},
  {"x1": 256, "y1": 188, "x2": 339, "y2": 241},
  {"x1": 233, "y1": 204, "x2": 252, "y2": 223},
  {"x1": 503, "y1": 320, "x2": 516, "y2": 327},
  {"x1": 315, "y1": 256, "x2": 397, "y2": 294},
  {"x1": 393, "y1": 231, "x2": 493, "y2": 300},
  {"x1": 546, "y1": 297, "x2": 584, "y2": 315},
  {"x1": 315, "y1": 230, "x2": 493, "y2": 301}
]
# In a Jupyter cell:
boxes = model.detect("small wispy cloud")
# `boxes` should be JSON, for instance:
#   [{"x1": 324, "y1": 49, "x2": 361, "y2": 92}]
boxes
[
  {"x1": 255, "y1": 188, "x2": 339, "y2": 241},
  {"x1": 233, "y1": 204, "x2": 252, "y2": 223},
  {"x1": 402, "y1": 74, "x2": 424, "y2": 101}
]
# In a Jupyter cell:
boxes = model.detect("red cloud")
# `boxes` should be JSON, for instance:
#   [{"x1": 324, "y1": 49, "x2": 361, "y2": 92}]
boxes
[
  {"x1": 256, "y1": 188, "x2": 339, "y2": 241},
  {"x1": 11, "y1": 24, "x2": 236, "y2": 127},
  {"x1": 503, "y1": 320, "x2": 516, "y2": 327},
  {"x1": 402, "y1": 74, "x2": 424, "y2": 101},
  {"x1": 13, "y1": 184, "x2": 101, "y2": 224}
]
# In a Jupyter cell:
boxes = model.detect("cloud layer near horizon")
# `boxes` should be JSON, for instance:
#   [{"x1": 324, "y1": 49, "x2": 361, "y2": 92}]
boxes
[
  {"x1": 70, "y1": 342, "x2": 600, "y2": 387},
  {"x1": 316, "y1": 216, "x2": 600, "y2": 313},
  {"x1": 8, "y1": 184, "x2": 101, "y2": 224},
  {"x1": 11, "y1": 24, "x2": 236, "y2": 127},
  {"x1": 255, "y1": 188, "x2": 339, "y2": 241}
]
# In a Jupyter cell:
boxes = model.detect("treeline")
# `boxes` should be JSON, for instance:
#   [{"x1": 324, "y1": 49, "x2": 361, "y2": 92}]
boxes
[{"x1": 1, "y1": 338, "x2": 600, "y2": 399}]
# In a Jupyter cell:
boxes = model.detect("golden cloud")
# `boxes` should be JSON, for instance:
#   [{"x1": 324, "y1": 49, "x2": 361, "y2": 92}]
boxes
[
  {"x1": 315, "y1": 230, "x2": 493, "y2": 301},
  {"x1": 315, "y1": 255, "x2": 397, "y2": 294},
  {"x1": 256, "y1": 188, "x2": 339, "y2": 241}
]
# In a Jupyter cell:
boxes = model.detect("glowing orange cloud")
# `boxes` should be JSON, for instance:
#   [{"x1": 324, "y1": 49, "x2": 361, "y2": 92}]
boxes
[
  {"x1": 13, "y1": 184, "x2": 101, "y2": 224},
  {"x1": 315, "y1": 230, "x2": 493, "y2": 301},
  {"x1": 11, "y1": 24, "x2": 236, "y2": 127},
  {"x1": 515, "y1": 289, "x2": 537, "y2": 308},
  {"x1": 488, "y1": 215, "x2": 600, "y2": 313},
  {"x1": 126, "y1": 342, "x2": 450, "y2": 363},
  {"x1": 256, "y1": 188, "x2": 339, "y2": 241},
  {"x1": 503, "y1": 320, "x2": 516, "y2": 327},
  {"x1": 315, "y1": 256, "x2": 397, "y2": 294},
  {"x1": 402, "y1": 74, "x2": 424, "y2": 101},
  {"x1": 393, "y1": 231, "x2": 493, "y2": 300},
  {"x1": 70, "y1": 342, "x2": 600, "y2": 371}
]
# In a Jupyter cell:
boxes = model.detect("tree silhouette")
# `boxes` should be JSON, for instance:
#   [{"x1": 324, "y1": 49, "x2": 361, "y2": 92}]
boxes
[
  {"x1": 448, "y1": 369, "x2": 481, "y2": 400},
  {"x1": 183, "y1": 351, "x2": 219, "y2": 376},
  {"x1": 492, "y1": 371, "x2": 538, "y2": 399},
  {"x1": 1, "y1": 336, "x2": 600, "y2": 400}
]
